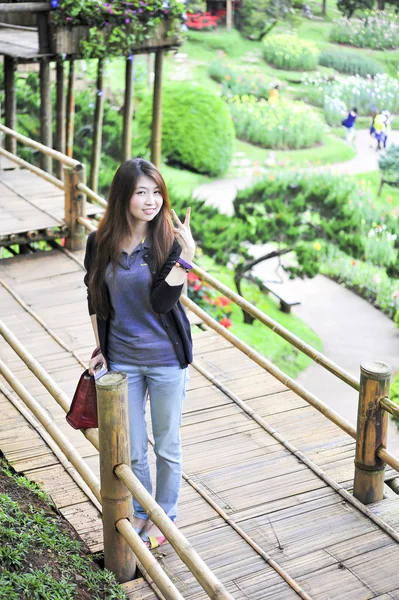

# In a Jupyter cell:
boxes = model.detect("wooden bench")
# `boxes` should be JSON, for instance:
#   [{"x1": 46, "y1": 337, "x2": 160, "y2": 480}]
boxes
[{"x1": 261, "y1": 281, "x2": 301, "y2": 313}]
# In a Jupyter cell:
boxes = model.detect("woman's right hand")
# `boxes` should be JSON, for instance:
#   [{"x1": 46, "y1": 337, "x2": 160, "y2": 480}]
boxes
[{"x1": 89, "y1": 352, "x2": 107, "y2": 376}]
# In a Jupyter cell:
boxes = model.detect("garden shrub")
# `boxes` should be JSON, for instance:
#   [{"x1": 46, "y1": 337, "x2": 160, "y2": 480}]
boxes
[
  {"x1": 227, "y1": 96, "x2": 324, "y2": 149},
  {"x1": 379, "y1": 145, "x2": 399, "y2": 186},
  {"x1": 209, "y1": 59, "x2": 272, "y2": 99},
  {"x1": 240, "y1": 0, "x2": 293, "y2": 39},
  {"x1": 136, "y1": 83, "x2": 234, "y2": 176},
  {"x1": 262, "y1": 34, "x2": 319, "y2": 71},
  {"x1": 318, "y1": 48, "x2": 384, "y2": 77},
  {"x1": 330, "y1": 13, "x2": 399, "y2": 50}
]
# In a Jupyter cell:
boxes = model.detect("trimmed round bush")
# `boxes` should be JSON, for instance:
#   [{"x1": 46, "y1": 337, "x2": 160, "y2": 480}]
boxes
[
  {"x1": 228, "y1": 96, "x2": 324, "y2": 149},
  {"x1": 136, "y1": 83, "x2": 234, "y2": 176},
  {"x1": 262, "y1": 34, "x2": 319, "y2": 71},
  {"x1": 318, "y1": 48, "x2": 384, "y2": 77}
]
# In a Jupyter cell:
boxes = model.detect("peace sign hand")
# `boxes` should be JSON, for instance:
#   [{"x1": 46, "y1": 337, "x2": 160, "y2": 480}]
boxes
[{"x1": 171, "y1": 208, "x2": 196, "y2": 262}]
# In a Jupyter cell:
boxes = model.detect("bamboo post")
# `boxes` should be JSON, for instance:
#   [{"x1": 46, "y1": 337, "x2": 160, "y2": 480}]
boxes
[
  {"x1": 64, "y1": 163, "x2": 87, "y2": 251},
  {"x1": 353, "y1": 361, "x2": 391, "y2": 505},
  {"x1": 150, "y1": 50, "x2": 164, "y2": 168},
  {"x1": 66, "y1": 59, "x2": 75, "y2": 158},
  {"x1": 121, "y1": 56, "x2": 135, "y2": 163},
  {"x1": 39, "y1": 58, "x2": 52, "y2": 174},
  {"x1": 90, "y1": 58, "x2": 105, "y2": 193},
  {"x1": 4, "y1": 56, "x2": 17, "y2": 154},
  {"x1": 55, "y1": 58, "x2": 66, "y2": 180},
  {"x1": 96, "y1": 372, "x2": 136, "y2": 582},
  {"x1": 226, "y1": 0, "x2": 233, "y2": 31}
]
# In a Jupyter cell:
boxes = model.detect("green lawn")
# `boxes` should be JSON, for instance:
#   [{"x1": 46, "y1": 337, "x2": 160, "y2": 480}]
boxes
[{"x1": 197, "y1": 254, "x2": 323, "y2": 378}]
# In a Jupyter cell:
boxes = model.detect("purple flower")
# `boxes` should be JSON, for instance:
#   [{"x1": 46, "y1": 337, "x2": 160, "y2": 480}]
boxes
[
  {"x1": 128, "y1": 53, "x2": 134, "y2": 60},
  {"x1": 125, "y1": 17, "x2": 130, "y2": 23}
]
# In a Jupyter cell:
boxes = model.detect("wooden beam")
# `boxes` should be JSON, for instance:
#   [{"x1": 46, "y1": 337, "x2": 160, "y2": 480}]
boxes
[
  {"x1": 0, "y1": 2, "x2": 50, "y2": 12},
  {"x1": 39, "y1": 58, "x2": 52, "y2": 174},
  {"x1": 150, "y1": 50, "x2": 164, "y2": 169},
  {"x1": 66, "y1": 59, "x2": 75, "y2": 158},
  {"x1": 353, "y1": 361, "x2": 391, "y2": 504},
  {"x1": 226, "y1": 0, "x2": 233, "y2": 32},
  {"x1": 89, "y1": 58, "x2": 105, "y2": 193},
  {"x1": 64, "y1": 164, "x2": 87, "y2": 251},
  {"x1": 121, "y1": 56, "x2": 135, "y2": 163},
  {"x1": 55, "y1": 59, "x2": 66, "y2": 180},
  {"x1": 96, "y1": 372, "x2": 136, "y2": 582},
  {"x1": 4, "y1": 56, "x2": 17, "y2": 154}
]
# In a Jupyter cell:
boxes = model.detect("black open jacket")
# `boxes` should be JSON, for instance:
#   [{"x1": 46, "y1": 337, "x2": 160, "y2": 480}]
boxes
[{"x1": 84, "y1": 231, "x2": 193, "y2": 368}]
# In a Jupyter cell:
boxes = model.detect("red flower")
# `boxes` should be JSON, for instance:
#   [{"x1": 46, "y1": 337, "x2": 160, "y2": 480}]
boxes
[
  {"x1": 351, "y1": 260, "x2": 357, "y2": 266},
  {"x1": 219, "y1": 317, "x2": 232, "y2": 328},
  {"x1": 193, "y1": 283, "x2": 202, "y2": 291},
  {"x1": 187, "y1": 272, "x2": 199, "y2": 283},
  {"x1": 218, "y1": 296, "x2": 230, "y2": 307}
]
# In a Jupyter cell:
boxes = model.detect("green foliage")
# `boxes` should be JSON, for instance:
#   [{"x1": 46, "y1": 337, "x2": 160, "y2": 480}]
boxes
[
  {"x1": 379, "y1": 145, "x2": 399, "y2": 185},
  {"x1": 330, "y1": 12, "x2": 399, "y2": 49},
  {"x1": 262, "y1": 34, "x2": 319, "y2": 71},
  {"x1": 320, "y1": 244, "x2": 399, "y2": 318},
  {"x1": 240, "y1": 0, "x2": 294, "y2": 39},
  {"x1": 318, "y1": 48, "x2": 384, "y2": 77},
  {"x1": 53, "y1": 0, "x2": 185, "y2": 58},
  {"x1": 208, "y1": 59, "x2": 273, "y2": 99},
  {"x1": 227, "y1": 96, "x2": 324, "y2": 149},
  {"x1": 186, "y1": 0, "x2": 207, "y2": 12},
  {"x1": 324, "y1": 96, "x2": 347, "y2": 127},
  {"x1": 336, "y1": 0, "x2": 374, "y2": 18},
  {"x1": 0, "y1": 467, "x2": 126, "y2": 600},
  {"x1": 136, "y1": 83, "x2": 234, "y2": 176}
]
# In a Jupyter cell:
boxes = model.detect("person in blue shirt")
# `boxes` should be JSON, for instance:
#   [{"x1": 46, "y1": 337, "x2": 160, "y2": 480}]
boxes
[
  {"x1": 85, "y1": 158, "x2": 195, "y2": 549},
  {"x1": 342, "y1": 107, "x2": 358, "y2": 144}
]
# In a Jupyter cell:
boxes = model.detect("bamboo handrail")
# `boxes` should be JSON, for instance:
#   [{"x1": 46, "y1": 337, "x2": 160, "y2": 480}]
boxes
[
  {"x1": 380, "y1": 397, "x2": 399, "y2": 420},
  {"x1": 0, "y1": 379, "x2": 102, "y2": 512},
  {"x1": 191, "y1": 263, "x2": 360, "y2": 392},
  {"x1": 0, "y1": 365, "x2": 185, "y2": 600},
  {"x1": 115, "y1": 464, "x2": 235, "y2": 600},
  {"x1": 0, "y1": 148, "x2": 65, "y2": 189},
  {"x1": 77, "y1": 215, "x2": 97, "y2": 232},
  {"x1": 180, "y1": 296, "x2": 399, "y2": 476},
  {"x1": 182, "y1": 294, "x2": 356, "y2": 438},
  {"x1": 76, "y1": 183, "x2": 108, "y2": 208},
  {"x1": 0, "y1": 124, "x2": 81, "y2": 168}
]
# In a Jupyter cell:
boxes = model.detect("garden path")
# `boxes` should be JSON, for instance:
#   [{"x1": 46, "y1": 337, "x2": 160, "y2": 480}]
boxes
[{"x1": 193, "y1": 128, "x2": 399, "y2": 452}]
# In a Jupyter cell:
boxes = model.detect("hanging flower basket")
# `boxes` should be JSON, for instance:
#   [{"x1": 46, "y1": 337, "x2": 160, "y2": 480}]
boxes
[{"x1": 49, "y1": 20, "x2": 182, "y2": 56}]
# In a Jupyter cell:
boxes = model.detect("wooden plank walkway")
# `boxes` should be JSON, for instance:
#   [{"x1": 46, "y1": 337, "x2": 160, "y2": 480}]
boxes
[
  {"x1": 2, "y1": 248, "x2": 399, "y2": 598},
  {"x1": 0, "y1": 166, "x2": 102, "y2": 238}
]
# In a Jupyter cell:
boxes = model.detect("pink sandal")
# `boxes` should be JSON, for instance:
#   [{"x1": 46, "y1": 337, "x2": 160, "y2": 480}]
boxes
[{"x1": 141, "y1": 521, "x2": 176, "y2": 549}]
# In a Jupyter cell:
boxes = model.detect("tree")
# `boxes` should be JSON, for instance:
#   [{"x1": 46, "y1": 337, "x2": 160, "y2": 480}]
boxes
[
  {"x1": 239, "y1": 0, "x2": 294, "y2": 40},
  {"x1": 337, "y1": 0, "x2": 374, "y2": 18}
]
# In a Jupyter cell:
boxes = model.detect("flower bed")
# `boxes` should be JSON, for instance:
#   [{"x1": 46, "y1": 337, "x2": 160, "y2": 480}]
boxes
[
  {"x1": 227, "y1": 96, "x2": 324, "y2": 149},
  {"x1": 262, "y1": 34, "x2": 319, "y2": 71},
  {"x1": 300, "y1": 73, "x2": 399, "y2": 115},
  {"x1": 318, "y1": 48, "x2": 384, "y2": 77},
  {"x1": 330, "y1": 12, "x2": 399, "y2": 50},
  {"x1": 208, "y1": 59, "x2": 272, "y2": 99}
]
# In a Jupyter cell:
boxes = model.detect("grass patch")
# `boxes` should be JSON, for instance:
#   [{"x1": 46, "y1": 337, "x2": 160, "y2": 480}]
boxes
[
  {"x1": 350, "y1": 170, "x2": 399, "y2": 209},
  {"x1": 198, "y1": 254, "x2": 322, "y2": 378},
  {"x1": 0, "y1": 456, "x2": 126, "y2": 600}
]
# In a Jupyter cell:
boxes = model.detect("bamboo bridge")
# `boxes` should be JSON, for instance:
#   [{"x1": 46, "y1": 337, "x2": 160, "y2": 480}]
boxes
[{"x1": 3, "y1": 129, "x2": 399, "y2": 599}]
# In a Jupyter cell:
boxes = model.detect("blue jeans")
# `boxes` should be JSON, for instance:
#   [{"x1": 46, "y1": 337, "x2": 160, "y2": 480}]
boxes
[{"x1": 109, "y1": 361, "x2": 188, "y2": 522}]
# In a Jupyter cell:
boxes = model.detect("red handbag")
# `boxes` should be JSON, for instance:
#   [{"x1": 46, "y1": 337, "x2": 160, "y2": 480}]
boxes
[{"x1": 66, "y1": 347, "x2": 102, "y2": 430}]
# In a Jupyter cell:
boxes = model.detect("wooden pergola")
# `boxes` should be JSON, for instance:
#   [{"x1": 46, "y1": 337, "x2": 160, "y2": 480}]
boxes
[{"x1": 0, "y1": 2, "x2": 183, "y2": 191}]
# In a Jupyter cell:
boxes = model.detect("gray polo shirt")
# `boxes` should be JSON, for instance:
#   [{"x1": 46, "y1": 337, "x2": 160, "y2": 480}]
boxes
[{"x1": 105, "y1": 238, "x2": 180, "y2": 367}]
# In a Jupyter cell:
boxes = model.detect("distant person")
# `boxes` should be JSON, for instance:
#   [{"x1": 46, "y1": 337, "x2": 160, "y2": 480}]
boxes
[
  {"x1": 374, "y1": 110, "x2": 392, "y2": 150},
  {"x1": 369, "y1": 109, "x2": 378, "y2": 140},
  {"x1": 342, "y1": 107, "x2": 358, "y2": 145},
  {"x1": 268, "y1": 84, "x2": 279, "y2": 106}
]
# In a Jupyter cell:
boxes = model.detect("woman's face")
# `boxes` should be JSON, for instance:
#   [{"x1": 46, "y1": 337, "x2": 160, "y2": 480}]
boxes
[{"x1": 129, "y1": 175, "x2": 163, "y2": 225}]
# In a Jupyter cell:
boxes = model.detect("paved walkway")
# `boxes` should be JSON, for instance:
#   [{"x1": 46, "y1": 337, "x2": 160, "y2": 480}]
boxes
[{"x1": 193, "y1": 129, "x2": 399, "y2": 452}]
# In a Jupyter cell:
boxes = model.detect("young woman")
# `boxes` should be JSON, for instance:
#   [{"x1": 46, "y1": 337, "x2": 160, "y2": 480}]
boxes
[{"x1": 84, "y1": 158, "x2": 195, "y2": 549}]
